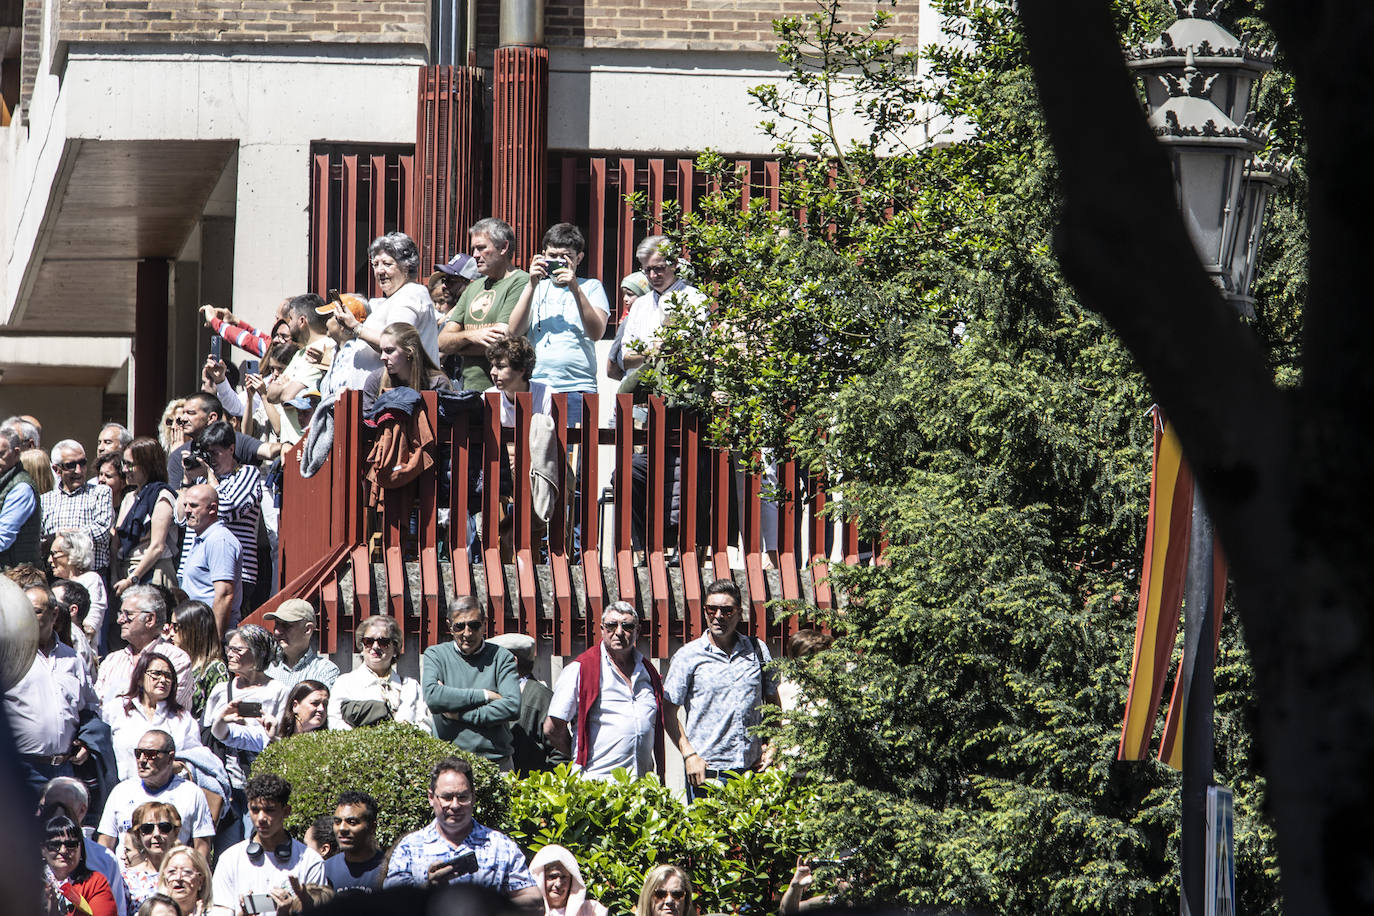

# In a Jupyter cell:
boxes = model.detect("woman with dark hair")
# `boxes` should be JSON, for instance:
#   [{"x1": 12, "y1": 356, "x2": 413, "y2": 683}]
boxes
[
  {"x1": 40, "y1": 807, "x2": 118, "y2": 916},
  {"x1": 95, "y1": 451, "x2": 128, "y2": 549},
  {"x1": 104, "y1": 651, "x2": 202, "y2": 780},
  {"x1": 328, "y1": 231, "x2": 441, "y2": 376},
  {"x1": 136, "y1": 893, "x2": 183, "y2": 916},
  {"x1": 115, "y1": 436, "x2": 177, "y2": 594},
  {"x1": 169, "y1": 601, "x2": 227, "y2": 719},
  {"x1": 204, "y1": 625, "x2": 287, "y2": 789},
  {"x1": 121, "y1": 802, "x2": 183, "y2": 909},
  {"x1": 369, "y1": 321, "x2": 452, "y2": 394},
  {"x1": 634, "y1": 864, "x2": 695, "y2": 916},
  {"x1": 275, "y1": 679, "x2": 330, "y2": 739}
]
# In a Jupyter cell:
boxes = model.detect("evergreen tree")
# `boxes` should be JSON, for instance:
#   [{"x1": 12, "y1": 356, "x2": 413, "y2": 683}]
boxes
[{"x1": 641, "y1": 1, "x2": 1298, "y2": 911}]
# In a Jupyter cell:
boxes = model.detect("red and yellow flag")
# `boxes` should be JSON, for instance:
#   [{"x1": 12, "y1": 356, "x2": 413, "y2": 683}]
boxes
[
  {"x1": 1156, "y1": 544, "x2": 1227, "y2": 769},
  {"x1": 1117, "y1": 408, "x2": 1194, "y2": 761}
]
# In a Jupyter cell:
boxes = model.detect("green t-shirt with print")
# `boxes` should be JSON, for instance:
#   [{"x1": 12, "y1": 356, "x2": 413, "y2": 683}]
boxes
[{"x1": 446, "y1": 269, "x2": 531, "y2": 390}]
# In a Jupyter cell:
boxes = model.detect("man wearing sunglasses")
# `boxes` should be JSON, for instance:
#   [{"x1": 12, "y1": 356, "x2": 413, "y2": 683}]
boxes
[
  {"x1": 96, "y1": 729, "x2": 213, "y2": 859},
  {"x1": 422, "y1": 596, "x2": 521, "y2": 769},
  {"x1": 545, "y1": 600, "x2": 666, "y2": 780},
  {"x1": 662, "y1": 578, "x2": 779, "y2": 800},
  {"x1": 40, "y1": 440, "x2": 113, "y2": 581}
]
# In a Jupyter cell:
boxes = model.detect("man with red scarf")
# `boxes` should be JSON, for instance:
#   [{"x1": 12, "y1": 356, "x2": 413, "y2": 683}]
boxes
[{"x1": 544, "y1": 601, "x2": 664, "y2": 780}]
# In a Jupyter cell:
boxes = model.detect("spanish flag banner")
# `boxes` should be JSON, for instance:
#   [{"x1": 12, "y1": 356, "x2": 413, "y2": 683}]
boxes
[
  {"x1": 1156, "y1": 543, "x2": 1228, "y2": 770},
  {"x1": 1117, "y1": 408, "x2": 1193, "y2": 761}
]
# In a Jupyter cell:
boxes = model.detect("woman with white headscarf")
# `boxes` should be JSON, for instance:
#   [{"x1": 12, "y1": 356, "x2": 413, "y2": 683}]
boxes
[{"x1": 529, "y1": 845, "x2": 607, "y2": 916}]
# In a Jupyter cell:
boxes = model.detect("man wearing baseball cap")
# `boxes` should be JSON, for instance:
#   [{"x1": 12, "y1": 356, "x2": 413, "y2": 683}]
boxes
[
  {"x1": 313, "y1": 294, "x2": 378, "y2": 401},
  {"x1": 264, "y1": 599, "x2": 340, "y2": 689}
]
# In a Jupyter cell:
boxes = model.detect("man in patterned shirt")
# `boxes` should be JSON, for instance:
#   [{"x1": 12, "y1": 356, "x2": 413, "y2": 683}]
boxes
[
  {"x1": 40, "y1": 440, "x2": 113, "y2": 577},
  {"x1": 177, "y1": 420, "x2": 261, "y2": 607},
  {"x1": 382, "y1": 756, "x2": 539, "y2": 905},
  {"x1": 662, "y1": 577, "x2": 779, "y2": 801}
]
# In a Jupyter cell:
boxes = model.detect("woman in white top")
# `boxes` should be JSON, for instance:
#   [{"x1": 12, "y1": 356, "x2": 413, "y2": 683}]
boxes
[
  {"x1": 331, "y1": 231, "x2": 441, "y2": 375},
  {"x1": 104, "y1": 651, "x2": 204, "y2": 780},
  {"x1": 327, "y1": 615, "x2": 426, "y2": 730},
  {"x1": 202, "y1": 624, "x2": 287, "y2": 791},
  {"x1": 49, "y1": 529, "x2": 108, "y2": 651}
]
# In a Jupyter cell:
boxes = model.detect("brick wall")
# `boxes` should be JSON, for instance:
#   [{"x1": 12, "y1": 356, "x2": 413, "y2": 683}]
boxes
[
  {"x1": 57, "y1": 0, "x2": 429, "y2": 45},
  {"x1": 542, "y1": 0, "x2": 918, "y2": 53},
  {"x1": 19, "y1": 0, "x2": 40, "y2": 109}
]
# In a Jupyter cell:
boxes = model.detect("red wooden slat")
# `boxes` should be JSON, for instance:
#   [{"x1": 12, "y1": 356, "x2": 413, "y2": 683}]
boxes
[
  {"x1": 645, "y1": 399, "x2": 671, "y2": 659},
  {"x1": 481, "y1": 392, "x2": 508, "y2": 629},
  {"x1": 578, "y1": 394, "x2": 605, "y2": 642},
  {"x1": 777, "y1": 459, "x2": 802, "y2": 617},
  {"x1": 449, "y1": 402, "x2": 475, "y2": 602},
  {"x1": 649, "y1": 158, "x2": 665, "y2": 234},
  {"x1": 589, "y1": 158, "x2": 608, "y2": 305},
  {"x1": 742, "y1": 460, "x2": 768, "y2": 643},
  {"x1": 311, "y1": 154, "x2": 331, "y2": 296},
  {"x1": 613, "y1": 394, "x2": 637, "y2": 604},
  {"x1": 419, "y1": 391, "x2": 441, "y2": 650},
  {"x1": 678, "y1": 159, "x2": 695, "y2": 216},
  {"x1": 371, "y1": 153, "x2": 388, "y2": 251},
  {"x1": 765, "y1": 160, "x2": 782, "y2": 212},
  {"x1": 560, "y1": 155, "x2": 578, "y2": 223},
  {"x1": 513, "y1": 391, "x2": 539, "y2": 640},
  {"x1": 711, "y1": 445, "x2": 731, "y2": 582},
  {"x1": 341, "y1": 155, "x2": 359, "y2": 295},
  {"x1": 548, "y1": 394, "x2": 574, "y2": 656},
  {"x1": 678, "y1": 411, "x2": 704, "y2": 643},
  {"x1": 808, "y1": 472, "x2": 833, "y2": 609},
  {"x1": 618, "y1": 157, "x2": 637, "y2": 293}
]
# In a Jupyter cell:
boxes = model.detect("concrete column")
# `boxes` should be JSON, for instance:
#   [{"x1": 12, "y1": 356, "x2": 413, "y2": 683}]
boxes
[
  {"x1": 132, "y1": 259, "x2": 170, "y2": 437},
  {"x1": 232, "y1": 142, "x2": 309, "y2": 333}
]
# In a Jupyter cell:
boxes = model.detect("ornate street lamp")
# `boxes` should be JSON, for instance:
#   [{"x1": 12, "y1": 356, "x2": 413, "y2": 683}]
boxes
[{"x1": 1125, "y1": 5, "x2": 1282, "y2": 915}]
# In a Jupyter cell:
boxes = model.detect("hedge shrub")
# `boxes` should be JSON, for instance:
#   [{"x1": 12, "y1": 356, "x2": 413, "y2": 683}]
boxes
[
  {"x1": 252, "y1": 722, "x2": 508, "y2": 848},
  {"x1": 506, "y1": 765, "x2": 822, "y2": 915}
]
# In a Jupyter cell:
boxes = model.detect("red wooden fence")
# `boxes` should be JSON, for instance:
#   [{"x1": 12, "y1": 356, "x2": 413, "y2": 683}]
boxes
[{"x1": 253, "y1": 390, "x2": 861, "y2": 660}]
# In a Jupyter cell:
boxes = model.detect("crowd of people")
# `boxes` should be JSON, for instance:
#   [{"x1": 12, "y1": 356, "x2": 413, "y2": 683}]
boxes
[{"x1": 1, "y1": 217, "x2": 828, "y2": 915}]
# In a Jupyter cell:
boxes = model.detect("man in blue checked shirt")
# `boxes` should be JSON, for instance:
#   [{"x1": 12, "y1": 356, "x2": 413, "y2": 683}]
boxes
[{"x1": 382, "y1": 757, "x2": 540, "y2": 905}]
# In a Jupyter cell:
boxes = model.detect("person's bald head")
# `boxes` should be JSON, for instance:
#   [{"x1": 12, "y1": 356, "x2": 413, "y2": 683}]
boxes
[{"x1": 183, "y1": 484, "x2": 220, "y2": 534}]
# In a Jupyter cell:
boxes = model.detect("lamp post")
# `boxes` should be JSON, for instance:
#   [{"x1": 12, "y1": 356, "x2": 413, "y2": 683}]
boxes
[{"x1": 1126, "y1": 4, "x2": 1277, "y2": 915}]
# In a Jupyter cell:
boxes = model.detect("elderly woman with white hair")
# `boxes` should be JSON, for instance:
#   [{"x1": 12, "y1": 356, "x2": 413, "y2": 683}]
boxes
[
  {"x1": 49, "y1": 528, "x2": 108, "y2": 650},
  {"x1": 327, "y1": 231, "x2": 440, "y2": 376},
  {"x1": 530, "y1": 845, "x2": 607, "y2": 916},
  {"x1": 327, "y1": 615, "x2": 426, "y2": 730}
]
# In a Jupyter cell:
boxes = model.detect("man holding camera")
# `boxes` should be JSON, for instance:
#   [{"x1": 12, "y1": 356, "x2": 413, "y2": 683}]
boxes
[
  {"x1": 383, "y1": 756, "x2": 540, "y2": 906},
  {"x1": 178, "y1": 421, "x2": 260, "y2": 622},
  {"x1": 166, "y1": 392, "x2": 276, "y2": 491}
]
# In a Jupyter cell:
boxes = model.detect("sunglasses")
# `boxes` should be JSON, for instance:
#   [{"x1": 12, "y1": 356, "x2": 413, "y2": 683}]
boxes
[
  {"x1": 360, "y1": 636, "x2": 395, "y2": 649},
  {"x1": 133, "y1": 747, "x2": 170, "y2": 760},
  {"x1": 450, "y1": 620, "x2": 483, "y2": 632},
  {"x1": 704, "y1": 604, "x2": 739, "y2": 617},
  {"x1": 44, "y1": 839, "x2": 80, "y2": 852},
  {"x1": 56, "y1": 459, "x2": 87, "y2": 471},
  {"x1": 602, "y1": 620, "x2": 638, "y2": 632},
  {"x1": 653, "y1": 889, "x2": 686, "y2": 901},
  {"x1": 137, "y1": 821, "x2": 176, "y2": 836}
]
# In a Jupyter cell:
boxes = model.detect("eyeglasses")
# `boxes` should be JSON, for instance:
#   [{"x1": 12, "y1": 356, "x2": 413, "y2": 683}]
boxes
[
  {"x1": 225, "y1": 644, "x2": 248, "y2": 656},
  {"x1": 144, "y1": 669, "x2": 174, "y2": 683},
  {"x1": 133, "y1": 747, "x2": 170, "y2": 760},
  {"x1": 360, "y1": 636, "x2": 395, "y2": 649},
  {"x1": 644, "y1": 264, "x2": 674, "y2": 275},
  {"x1": 163, "y1": 867, "x2": 198, "y2": 880},
  {"x1": 56, "y1": 459, "x2": 87, "y2": 471},
  {"x1": 44, "y1": 839, "x2": 80, "y2": 852},
  {"x1": 116, "y1": 610, "x2": 150, "y2": 622},
  {"x1": 137, "y1": 821, "x2": 176, "y2": 836},
  {"x1": 49, "y1": 549, "x2": 67, "y2": 559},
  {"x1": 602, "y1": 620, "x2": 638, "y2": 632},
  {"x1": 450, "y1": 620, "x2": 483, "y2": 633},
  {"x1": 653, "y1": 889, "x2": 687, "y2": 901}
]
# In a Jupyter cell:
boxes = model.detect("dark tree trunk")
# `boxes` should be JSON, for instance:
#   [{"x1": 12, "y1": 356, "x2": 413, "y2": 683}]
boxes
[{"x1": 1019, "y1": 2, "x2": 1374, "y2": 913}]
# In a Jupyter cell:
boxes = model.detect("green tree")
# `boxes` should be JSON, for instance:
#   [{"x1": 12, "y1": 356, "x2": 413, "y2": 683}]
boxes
[{"x1": 641, "y1": 0, "x2": 1296, "y2": 911}]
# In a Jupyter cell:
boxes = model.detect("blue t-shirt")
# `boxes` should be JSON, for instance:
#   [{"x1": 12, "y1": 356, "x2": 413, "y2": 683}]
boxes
[
  {"x1": 526, "y1": 277, "x2": 609, "y2": 393},
  {"x1": 179, "y1": 521, "x2": 242, "y2": 619}
]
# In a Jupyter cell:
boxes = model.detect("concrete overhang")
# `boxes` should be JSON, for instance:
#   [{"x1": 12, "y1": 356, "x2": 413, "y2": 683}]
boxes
[
  {"x1": 0, "y1": 334, "x2": 130, "y2": 387},
  {"x1": 5, "y1": 138, "x2": 237, "y2": 334}
]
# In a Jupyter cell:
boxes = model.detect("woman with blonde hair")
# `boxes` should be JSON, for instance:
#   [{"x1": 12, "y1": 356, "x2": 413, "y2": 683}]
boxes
[
  {"x1": 370, "y1": 321, "x2": 451, "y2": 393},
  {"x1": 530, "y1": 845, "x2": 607, "y2": 916},
  {"x1": 635, "y1": 864, "x2": 696, "y2": 916},
  {"x1": 121, "y1": 802, "x2": 183, "y2": 908},
  {"x1": 20, "y1": 447, "x2": 54, "y2": 494},
  {"x1": 155, "y1": 845, "x2": 213, "y2": 915},
  {"x1": 158, "y1": 399, "x2": 186, "y2": 452}
]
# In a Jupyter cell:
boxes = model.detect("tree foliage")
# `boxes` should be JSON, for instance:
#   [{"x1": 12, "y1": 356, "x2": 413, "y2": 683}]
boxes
[{"x1": 641, "y1": 0, "x2": 1300, "y2": 911}]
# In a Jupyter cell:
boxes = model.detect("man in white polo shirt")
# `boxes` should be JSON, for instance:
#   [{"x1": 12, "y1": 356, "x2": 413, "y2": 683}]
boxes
[{"x1": 544, "y1": 600, "x2": 665, "y2": 779}]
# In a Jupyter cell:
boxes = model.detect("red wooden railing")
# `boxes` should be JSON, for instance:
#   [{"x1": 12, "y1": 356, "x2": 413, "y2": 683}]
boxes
[
  {"x1": 252, "y1": 390, "x2": 864, "y2": 660},
  {"x1": 309, "y1": 145, "x2": 416, "y2": 300}
]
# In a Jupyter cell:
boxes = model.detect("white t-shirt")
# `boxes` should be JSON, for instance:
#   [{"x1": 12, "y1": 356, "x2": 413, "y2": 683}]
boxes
[
  {"x1": 363, "y1": 282, "x2": 441, "y2": 371},
  {"x1": 526, "y1": 277, "x2": 610, "y2": 392},
  {"x1": 547, "y1": 645, "x2": 660, "y2": 779},
  {"x1": 487, "y1": 381, "x2": 553, "y2": 429},
  {"x1": 212, "y1": 838, "x2": 325, "y2": 916},
  {"x1": 98, "y1": 775, "x2": 215, "y2": 848}
]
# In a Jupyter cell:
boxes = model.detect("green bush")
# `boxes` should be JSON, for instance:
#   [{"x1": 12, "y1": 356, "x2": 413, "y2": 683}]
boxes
[
  {"x1": 252, "y1": 722, "x2": 509, "y2": 848},
  {"x1": 507, "y1": 765, "x2": 822, "y2": 915}
]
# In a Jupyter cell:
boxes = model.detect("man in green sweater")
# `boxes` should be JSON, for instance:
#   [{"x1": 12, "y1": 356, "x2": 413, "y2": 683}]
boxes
[{"x1": 422, "y1": 597, "x2": 521, "y2": 770}]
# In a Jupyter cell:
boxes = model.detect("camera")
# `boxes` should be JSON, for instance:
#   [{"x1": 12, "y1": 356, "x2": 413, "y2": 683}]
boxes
[
  {"x1": 181, "y1": 443, "x2": 213, "y2": 471},
  {"x1": 544, "y1": 257, "x2": 568, "y2": 273}
]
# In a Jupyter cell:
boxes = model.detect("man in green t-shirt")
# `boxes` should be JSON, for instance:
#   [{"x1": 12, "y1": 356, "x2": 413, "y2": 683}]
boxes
[{"x1": 438, "y1": 217, "x2": 531, "y2": 391}]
